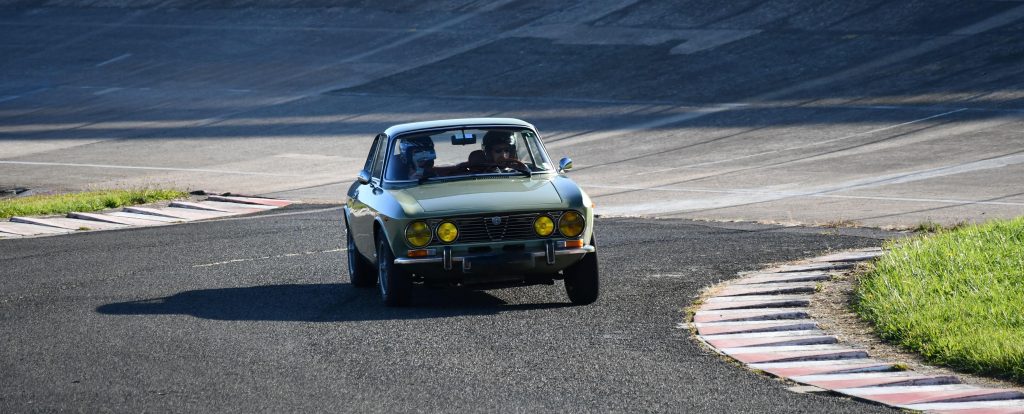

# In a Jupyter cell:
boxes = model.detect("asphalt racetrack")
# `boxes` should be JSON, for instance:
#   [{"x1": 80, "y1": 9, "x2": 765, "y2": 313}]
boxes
[
  {"x1": 1, "y1": 205, "x2": 895, "y2": 412},
  {"x1": 2, "y1": 1, "x2": 1024, "y2": 412}
]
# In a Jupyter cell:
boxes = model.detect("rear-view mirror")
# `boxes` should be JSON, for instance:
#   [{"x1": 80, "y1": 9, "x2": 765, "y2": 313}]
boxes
[{"x1": 451, "y1": 131, "x2": 477, "y2": 146}]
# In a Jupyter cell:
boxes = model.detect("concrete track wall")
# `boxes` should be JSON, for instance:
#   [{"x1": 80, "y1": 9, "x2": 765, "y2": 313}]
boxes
[{"x1": 1, "y1": 1, "x2": 1022, "y2": 227}]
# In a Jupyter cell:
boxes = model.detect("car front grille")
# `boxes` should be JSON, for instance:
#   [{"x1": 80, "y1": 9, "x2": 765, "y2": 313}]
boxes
[{"x1": 426, "y1": 211, "x2": 566, "y2": 245}]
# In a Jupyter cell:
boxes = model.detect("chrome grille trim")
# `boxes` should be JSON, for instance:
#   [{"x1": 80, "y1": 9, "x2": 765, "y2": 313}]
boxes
[{"x1": 426, "y1": 211, "x2": 565, "y2": 244}]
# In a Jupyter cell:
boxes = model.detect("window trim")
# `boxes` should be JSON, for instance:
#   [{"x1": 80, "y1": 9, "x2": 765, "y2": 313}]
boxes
[{"x1": 370, "y1": 133, "x2": 388, "y2": 184}]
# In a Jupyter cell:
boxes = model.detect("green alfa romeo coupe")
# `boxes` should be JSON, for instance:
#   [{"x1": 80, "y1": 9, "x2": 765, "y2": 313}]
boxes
[{"x1": 344, "y1": 118, "x2": 599, "y2": 307}]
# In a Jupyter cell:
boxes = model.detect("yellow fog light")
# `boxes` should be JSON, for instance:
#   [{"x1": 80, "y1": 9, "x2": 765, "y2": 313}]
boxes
[
  {"x1": 534, "y1": 215, "x2": 554, "y2": 237},
  {"x1": 558, "y1": 211, "x2": 584, "y2": 238},
  {"x1": 405, "y1": 221, "x2": 431, "y2": 247},
  {"x1": 437, "y1": 222, "x2": 458, "y2": 243}
]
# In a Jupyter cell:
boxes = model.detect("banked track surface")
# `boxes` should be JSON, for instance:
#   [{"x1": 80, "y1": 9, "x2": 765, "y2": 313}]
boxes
[{"x1": 1, "y1": 1, "x2": 1024, "y2": 227}]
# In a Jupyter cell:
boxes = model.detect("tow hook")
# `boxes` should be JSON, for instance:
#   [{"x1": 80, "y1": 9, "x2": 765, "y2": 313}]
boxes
[{"x1": 545, "y1": 240, "x2": 556, "y2": 265}]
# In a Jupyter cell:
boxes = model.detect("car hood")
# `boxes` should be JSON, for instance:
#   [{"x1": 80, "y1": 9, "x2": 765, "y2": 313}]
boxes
[{"x1": 390, "y1": 176, "x2": 565, "y2": 216}]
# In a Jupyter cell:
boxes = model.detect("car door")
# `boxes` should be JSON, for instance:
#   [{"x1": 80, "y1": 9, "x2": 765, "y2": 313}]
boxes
[{"x1": 348, "y1": 133, "x2": 388, "y2": 259}]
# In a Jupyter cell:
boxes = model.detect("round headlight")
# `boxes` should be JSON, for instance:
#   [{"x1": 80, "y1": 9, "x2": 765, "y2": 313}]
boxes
[
  {"x1": 437, "y1": 222, "x2": 458, "y2": 243},
  {"x1": 405, "y1": 221, "x2": 431, "y2": 247},
  {"x1": 534, "y1": 215, "x2": 554, "y2": 237},
  {"x1": 558, "y1": 211, "x2": 584, "y2": 238}
]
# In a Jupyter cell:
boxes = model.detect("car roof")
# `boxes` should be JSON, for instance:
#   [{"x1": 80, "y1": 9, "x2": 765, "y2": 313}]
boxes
[{"x1": 384, "y1": 118, "x2": 535, "y2": 137}]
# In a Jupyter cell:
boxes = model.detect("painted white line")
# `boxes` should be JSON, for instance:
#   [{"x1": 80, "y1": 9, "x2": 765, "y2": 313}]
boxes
[
  {"x1": 108, "y1": 212, "x2": 183, "y2": 223},
  {"x1": 255, "y1": 0, "x2": 640, "y2": 107},
  {"x1": 199, "y1": 200, "x2": 278, "y2": 210},
  {"x1": 722, "y1": 344, "x2": 854, "y2": 354},
  {"x1": 546, "y1": 104, "x2": 744, "y2": 150},
  {"x1": 954, "y1": 4, "x2": 1024, "y2": 35},
  {"x1": 748, "y1": 359, "x2": 884, "y2": 369},
  {"x1": 721, "y1": 281, "x2": 818, "y2": 289},
  {"x1": 193, "y1": 248, "x2": 344, "y2": 268},
  {"x1": 584, "y1": 183, "x2": 1024, "y2": 208},
  {"x1": 704, "y1": 294, "x2": 814, "y2": 303},
  {"x1": 670, "y1": 29, "x2": 761, "y2": 54},
  {"x1": 753, "y1": 3, "x2": 1024, "y2": 101},
  {"x1": 549, "y1": 2, "x2": 1023, "y2": 154},
  {"x1": 0, "y1": 87, "x2": 48, "y2": 105},
  {"x1": 337, "y1": 0, "x2": 519, "y2": 64},
  {"x1": 693, "y1": 319, "x2": 817, "y2": 328},
  {"x1": 700, "y1": 330, "x2": 827, "y2": 340},
  {"x1": 696, "y1": 307, "x2": 809, "y2": 316},
  {"x1": 95, "y1": 53, "x2": 131, "y2": 67},
  {"x1": 513, "y1": 24, "x2": 759, "y2": 54},
  {"x1": 739, "y1": 270, "x2": 832, "y2": 278},
  {"x1": 0, "y1": 222, "x2": 73, "y2": 235},
  {"x1": 789, "y1": 372, "x2": 936, "y2": 382},
  {"x1": 635, "y1": 108, "x2": 967, "y2": 176},
  {"x1": 0, "y1": 21, "x2": 480, "y2": 34},
  {"x1": 202, "y1": 206, "x2": 343, "y2": 222},
  {"x1": 4, "y1": 9, "x2": 154, "y2": 68},
  {"x1": 645, "y1": 273, "x2": 689, "y2": 278},
  {"x1": 0, "y1": 161, "x2": 307, "y2": 177},
  {"x1": 0, "y1": 113, "x2": 385, "y2": 133},
  {"x1": 93, "y1": 87, "x2": 122, "y2": 96},
  {"x1": 855, "y1": 152, "x2": 1024, "y2": 188},
  {"x1": 247, "y1": 0, "x2": 535, "y2": 102},
  {"x1": 902, "y1": 399, "x2": 1024, "y2": 411},
  {"x1": 839, "y1": 384, "x2": 985, "y2": 396}
]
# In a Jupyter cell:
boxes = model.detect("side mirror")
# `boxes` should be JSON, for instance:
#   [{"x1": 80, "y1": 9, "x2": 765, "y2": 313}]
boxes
[
  {"x1": 559, "y1": 157, "x2": 573, "y2": 173},
  {"x1": 357, "y1": 169, "x2": 371, "y2": 185}
]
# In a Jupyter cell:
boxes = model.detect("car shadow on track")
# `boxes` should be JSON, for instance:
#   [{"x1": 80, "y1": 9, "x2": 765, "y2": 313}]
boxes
[{"x1": 96, "y1": 283, "x2": 572, "y2": 322}]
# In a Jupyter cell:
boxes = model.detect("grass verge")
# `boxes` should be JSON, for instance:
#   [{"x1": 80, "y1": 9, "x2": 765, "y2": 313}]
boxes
[
  {"x1": 0, "y1": 189, "x2": 188, "y2": 219},
  {"x1": 855, "y1": 217, "x2": 1024, "y2": 383}
]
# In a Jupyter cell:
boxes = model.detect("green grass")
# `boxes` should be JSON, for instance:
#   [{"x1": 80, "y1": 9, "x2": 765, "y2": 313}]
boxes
[
  {"x1": 0, "y1": 189, "x2": 188, "y2": 219},
  {"x1": 855, "y1": 217, "x2": 1024, "y2": 383},
  {"x1": 912, "y1": 220, "x2": 946, "y2": 233},
  {"x1": 913, "y1": 220, "x2": 967, "y2": 234}
]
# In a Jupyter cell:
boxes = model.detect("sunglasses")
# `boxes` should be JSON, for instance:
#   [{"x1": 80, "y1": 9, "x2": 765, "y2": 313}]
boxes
[{"x1": 491, "y1": 147, "x2": 514, "y2": 155}]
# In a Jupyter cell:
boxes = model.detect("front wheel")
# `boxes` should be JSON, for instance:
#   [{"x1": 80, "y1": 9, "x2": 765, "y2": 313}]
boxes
[
  {"x1": 346, "y1": 226, "x2": 375, "y2": 288},
  {"x1": 377, "y1": 233, "x2": 412, "y2": 307},
  {"x1": 564, "y1": 240, "x2": 599, "y2": 305}
]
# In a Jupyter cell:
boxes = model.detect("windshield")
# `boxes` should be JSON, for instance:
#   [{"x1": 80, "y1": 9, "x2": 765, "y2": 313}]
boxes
[{"x1": 384, "y1": 127, "x2": 553, "y2": 182}]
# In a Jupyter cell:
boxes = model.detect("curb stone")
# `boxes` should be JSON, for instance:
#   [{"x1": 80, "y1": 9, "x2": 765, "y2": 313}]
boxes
[
  {"x1": 691, "y1": 248, "x2": 1024, "y2": 413},
  {"x1": 0, "y1": 195, "x2": 294, "y2": 239}
]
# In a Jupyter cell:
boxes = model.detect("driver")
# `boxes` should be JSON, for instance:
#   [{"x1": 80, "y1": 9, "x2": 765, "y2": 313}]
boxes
[
  {"x1": 400, "y1": 136, "x2": 436, "y2": 180},
  {"x1": 481, "y1": 130, "x2": 520, "y2": 165}
]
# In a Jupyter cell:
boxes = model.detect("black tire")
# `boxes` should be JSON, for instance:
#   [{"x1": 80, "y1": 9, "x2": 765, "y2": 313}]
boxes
[
  {"x1": 564, "y1": 239, "x2": 599, "y2": 305},
  {"x1": 346, "y1": 226, "x2": 375, "y2": 288},
  {"x1": 376, "y1": 232, "x2": 412, "y2": 306}
]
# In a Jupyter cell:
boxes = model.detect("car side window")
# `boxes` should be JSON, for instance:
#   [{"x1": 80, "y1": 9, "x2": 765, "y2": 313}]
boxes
[
  {"x1": 362, "y1": 135, "x2": 379, "y2": 174},
  {"x1": 370, "y1": 134, "x2": 388, "y2": 180}
]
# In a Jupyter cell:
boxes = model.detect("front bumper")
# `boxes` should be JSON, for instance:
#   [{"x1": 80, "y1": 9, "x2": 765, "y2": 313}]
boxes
[{"x1": 393, "y1": 242, "x2": 594, "y2": 275}]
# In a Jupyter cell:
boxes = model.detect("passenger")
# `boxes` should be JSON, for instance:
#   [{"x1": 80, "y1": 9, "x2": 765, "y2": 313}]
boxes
[{"x1": 400, "y1": 136, "x2": 436, "y2": 180}]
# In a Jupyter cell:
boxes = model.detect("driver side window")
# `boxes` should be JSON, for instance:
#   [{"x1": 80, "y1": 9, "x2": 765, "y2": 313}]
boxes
[{"x1": 370, "y1": 134, "x2": 387, "y2": 180}]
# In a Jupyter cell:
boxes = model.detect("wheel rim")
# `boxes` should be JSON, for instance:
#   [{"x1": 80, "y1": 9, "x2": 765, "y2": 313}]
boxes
[{"x1": 378, "y1": 241, "x2": 388, "y2": 298}]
